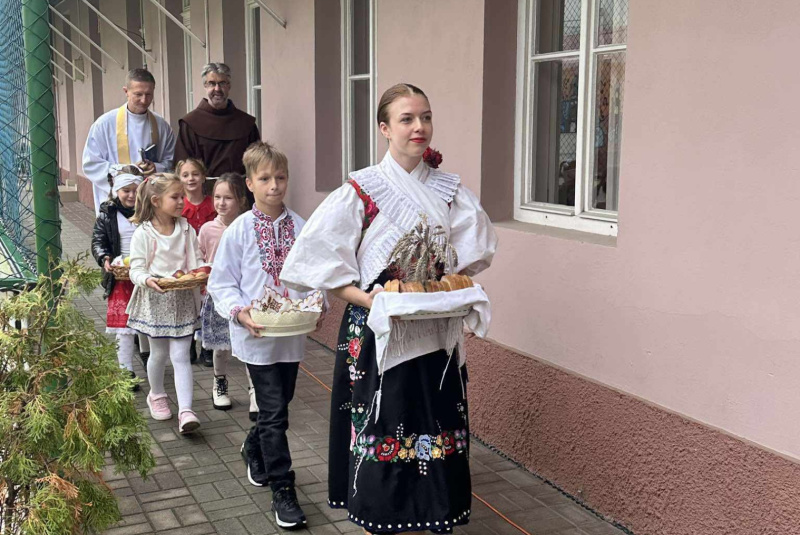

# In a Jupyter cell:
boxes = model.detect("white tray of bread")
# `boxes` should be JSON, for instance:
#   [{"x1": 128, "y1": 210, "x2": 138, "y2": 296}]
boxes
[
  {"x1": 382, "y1": 274, "x2": 474, "y2": 320},
  {"x1": 250, "y1": 288, "x2": 324, "y2": 337}
]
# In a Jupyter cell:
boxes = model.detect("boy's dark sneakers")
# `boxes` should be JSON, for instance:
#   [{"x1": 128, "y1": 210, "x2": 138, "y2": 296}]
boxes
[
  {"x1": 271, "y1": 486, "x2": 307, "y2": 530},
  {"x1": 200, "y1": 347, "x2": 214, "y2": 367},
  {"x1": 240, "y1": 441, "x2": 267, "y2": 487}
]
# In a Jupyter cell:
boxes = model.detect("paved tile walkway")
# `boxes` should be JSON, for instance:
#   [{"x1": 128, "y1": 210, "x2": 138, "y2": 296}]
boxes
[{"x1": 60, "y1": 201, "x2": 627, "y2": 535}]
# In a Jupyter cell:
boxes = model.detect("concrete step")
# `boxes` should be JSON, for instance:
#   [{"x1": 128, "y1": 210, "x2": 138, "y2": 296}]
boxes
[{"x1": 58, "y1": 184, "x2": 79, "y2": 203}]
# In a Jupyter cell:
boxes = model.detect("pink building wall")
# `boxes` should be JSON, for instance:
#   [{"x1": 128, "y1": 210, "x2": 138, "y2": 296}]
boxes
[
  {"x1": 256, "y1": 0, "x2": 329, "y2": 217},
  {"x1": 376, "y1": 0, "x2": 485, "y2": 194},
  {"x1": 479, "y1": 0, "x2": 800, "y2": 461}
]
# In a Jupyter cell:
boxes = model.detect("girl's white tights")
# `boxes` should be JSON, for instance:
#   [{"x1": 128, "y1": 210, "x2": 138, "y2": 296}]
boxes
[
  {"x1": 116, "y1": 333, "x2": 135, "y2": 372},
  {"x1": 213, "y1": 349, "x2": 231, "y2": 376},
  {"x1": 147, "y1": 336, "x2": 194, "y2": 412}
]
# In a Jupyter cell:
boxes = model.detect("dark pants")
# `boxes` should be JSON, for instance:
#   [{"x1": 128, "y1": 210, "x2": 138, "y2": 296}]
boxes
[{"x1": 245, "y1": 361, "x2": 299, "y2": 491}]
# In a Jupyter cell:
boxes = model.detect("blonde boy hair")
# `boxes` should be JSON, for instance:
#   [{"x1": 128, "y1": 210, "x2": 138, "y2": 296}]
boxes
[
  {"x1": 130, "y1": 173, "x2": 183, "y2": 224},
  {"x1": 243, "y1": 141, "x2": 288, "y2": 178}
]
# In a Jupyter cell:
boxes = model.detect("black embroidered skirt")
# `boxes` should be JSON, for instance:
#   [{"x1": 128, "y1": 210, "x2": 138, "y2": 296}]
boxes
[{"x1": 328, "y1": 302, "x2": 472, "y2": 534}]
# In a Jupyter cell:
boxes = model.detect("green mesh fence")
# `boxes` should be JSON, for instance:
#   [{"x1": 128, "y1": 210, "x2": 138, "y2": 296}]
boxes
[{"x1": 0, "y1": 0, "x2": 62, "y2": 290}]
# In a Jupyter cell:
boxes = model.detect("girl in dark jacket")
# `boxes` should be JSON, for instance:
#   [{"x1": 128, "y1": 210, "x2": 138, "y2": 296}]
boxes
[{"x1": 91, "y1": 173, "x2": 143, "y2": 384}]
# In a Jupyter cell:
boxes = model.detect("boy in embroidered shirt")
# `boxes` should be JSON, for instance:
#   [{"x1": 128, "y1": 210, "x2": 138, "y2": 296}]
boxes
[{"x1": 207, "y1": 142, "x2": 319, "y2": 531}]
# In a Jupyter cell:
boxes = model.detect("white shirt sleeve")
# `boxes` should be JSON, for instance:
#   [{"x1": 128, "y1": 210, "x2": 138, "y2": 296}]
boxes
[
  {"x1": 128, "y1": 227, "x2": 151, "y2": 288},
  {"x1": 281, "y1": 185, "x2": 364, "y2": 292},
  {"x1": 82, "y1": 120, "x2": 112, "y2": 189},
  {"x1": 155, "y1": 119, "x2": 176, "y2": 172},
  {"x1": 449, "y1": 185, "x2": 498, "y2": 276},
  {"x1": 207, "y1": 222, "x2": 249, "y2": 320}
]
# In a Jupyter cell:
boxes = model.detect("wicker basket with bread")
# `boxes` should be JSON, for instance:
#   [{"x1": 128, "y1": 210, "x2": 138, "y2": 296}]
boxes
[
  {"x1": 380, "y1": 274, "x2": 476, "y2": 320},
  {"x1": 380, "y1": 216, "x2": 482, "y2": 319},
  {"x1": 109, "y1": 256, "x2": 131, "y2": 280},
  {"x1": 155, "y1": 267, "x2": 211, "y2": 291}
]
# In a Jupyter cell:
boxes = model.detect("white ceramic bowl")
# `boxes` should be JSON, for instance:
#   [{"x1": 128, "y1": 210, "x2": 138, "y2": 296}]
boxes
[{"x1": 250, "y1": 309, "x2": 320, "y2": 337}]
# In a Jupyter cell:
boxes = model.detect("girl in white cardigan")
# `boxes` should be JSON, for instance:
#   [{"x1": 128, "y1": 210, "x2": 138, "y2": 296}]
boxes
[{"x1": 127, "y1": 173, "x2": 205, "y2": 434}]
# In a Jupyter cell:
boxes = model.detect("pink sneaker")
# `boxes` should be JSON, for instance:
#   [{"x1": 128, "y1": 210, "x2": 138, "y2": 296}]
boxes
[
  {"x1": 147, "y1": 392, "x2": 172, "y2": 421},
  {"x1": 178, "y1": 410, "x2": 201, "y2": 434}
]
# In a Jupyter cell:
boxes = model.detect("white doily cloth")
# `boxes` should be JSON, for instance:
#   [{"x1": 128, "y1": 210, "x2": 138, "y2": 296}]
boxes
[{"x1": 367, "y1": 284, "x2": 491, "y2": 375}]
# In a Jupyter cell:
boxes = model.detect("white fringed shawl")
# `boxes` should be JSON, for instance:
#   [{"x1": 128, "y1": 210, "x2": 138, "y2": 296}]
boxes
[{"x1": 351, "y1": 152, "x2": 460, "y2": 290}]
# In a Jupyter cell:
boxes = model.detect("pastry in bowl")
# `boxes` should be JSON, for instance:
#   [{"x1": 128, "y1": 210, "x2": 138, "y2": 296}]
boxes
[{"x1": 249, "y1": 287, "x2": 324, "y2": 337}]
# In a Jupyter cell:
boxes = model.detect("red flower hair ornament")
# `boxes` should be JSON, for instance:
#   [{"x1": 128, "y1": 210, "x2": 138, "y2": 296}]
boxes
[{"x1": 423, "y1": 147, "x2": 443, "y2": 169}]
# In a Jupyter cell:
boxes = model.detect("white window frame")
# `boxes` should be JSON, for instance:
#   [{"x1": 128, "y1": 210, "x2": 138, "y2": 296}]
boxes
[
  {"x1": 245, "y1": 1, "x2": 263, "y2": 132},
  {"x1": 341, "y1": 0, "x2": 377, "y2": 178},
  {"x1": 514, "y1": 0, "x2": 626, "y2": 237},
  {"x1": 182, "y1": 6, "x2": 194, "y2": 112}
]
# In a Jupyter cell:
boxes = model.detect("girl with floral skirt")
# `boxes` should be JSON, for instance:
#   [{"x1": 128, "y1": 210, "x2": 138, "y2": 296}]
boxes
[
  {"x1": 198, "y1": 172, "x2": 249, "y2": 410},
  {"x1": 281, "y1": 84, "x2": 498, "y2": 534},
  {"x1": 91, "y1": 173, "x2": 143, "y2": 389},
  {"x1": 127, "y1": 173, "x2": 205, "y2": 434}
]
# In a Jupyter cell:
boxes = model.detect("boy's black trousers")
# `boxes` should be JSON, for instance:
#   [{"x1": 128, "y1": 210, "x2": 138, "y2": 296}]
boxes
[{"x1": 245, "y1": 361, "x2": 300, "y2": 491}]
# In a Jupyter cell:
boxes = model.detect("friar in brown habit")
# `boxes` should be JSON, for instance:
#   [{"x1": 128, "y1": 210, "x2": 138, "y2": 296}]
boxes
[{"x1": 175, "y1": 62, "x2": 260, "y2": 178}]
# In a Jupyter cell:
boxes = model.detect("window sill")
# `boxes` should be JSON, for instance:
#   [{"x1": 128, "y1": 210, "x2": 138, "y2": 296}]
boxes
[{"x1": 493, "y1": 218, "x2": 617, "y2": 247}]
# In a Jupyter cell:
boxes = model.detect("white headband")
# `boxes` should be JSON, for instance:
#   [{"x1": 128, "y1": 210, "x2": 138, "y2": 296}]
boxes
[
  {"x1": 108, "y1": 163, "x2": 142, "y2": 177},
  {"x1": 112, "y1": 173, "x2": 143, "y2": 195}
]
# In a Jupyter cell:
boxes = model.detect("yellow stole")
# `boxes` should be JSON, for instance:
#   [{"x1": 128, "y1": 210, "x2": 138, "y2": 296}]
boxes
[{"x1": 115, "y1": 104, "x2": 159, "y2": 164}]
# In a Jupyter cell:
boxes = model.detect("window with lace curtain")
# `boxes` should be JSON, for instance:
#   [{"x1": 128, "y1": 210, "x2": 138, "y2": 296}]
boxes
[{"x1": 515, "y1": 0, "x2": 628, "y2": 236}]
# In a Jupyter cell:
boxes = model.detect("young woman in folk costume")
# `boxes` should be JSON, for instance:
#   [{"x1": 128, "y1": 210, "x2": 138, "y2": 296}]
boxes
[
  {"x1": 197, "y1": 173, "x2": 249, "y2": 410},
  {"x1": 281, "y1": 84, "x2": 498, "y2": 534}
]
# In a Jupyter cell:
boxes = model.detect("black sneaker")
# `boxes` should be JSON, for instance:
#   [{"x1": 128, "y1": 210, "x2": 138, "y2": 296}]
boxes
[
  {"x1": 128, "y1": 370, "x2": 140, "y2": 392},
  {"x1": 200, "y1": 347, "x2": 214, "y2": 367},
  {"x1": 271, "y1": 486, "x2": 307, "y2": 530},
  {"x1": 240, "y1": 440, "x2": 267, "y2": 487},
  {"x1": 189, "y1": 341, "x2": 198, "y2": 364}
]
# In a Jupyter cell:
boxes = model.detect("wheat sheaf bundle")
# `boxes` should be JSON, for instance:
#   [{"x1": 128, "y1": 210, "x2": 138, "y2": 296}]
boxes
[{"x1": 389, "y1": 214, "x2": 458, "y2": 282}]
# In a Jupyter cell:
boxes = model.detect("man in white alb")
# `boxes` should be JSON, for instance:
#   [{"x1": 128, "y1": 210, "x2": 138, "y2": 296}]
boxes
[{"x1": 82, "y1": 68, "x2": 176, "y2": 214}]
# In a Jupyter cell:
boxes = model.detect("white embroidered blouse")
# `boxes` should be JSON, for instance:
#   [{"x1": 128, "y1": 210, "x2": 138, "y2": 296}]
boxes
[
  {"x1": 207, "y1": 207, "x2": 313, "y2": 365},
  {"x1": 281, "y1": 152, "x2": 498, "y2": 364}
]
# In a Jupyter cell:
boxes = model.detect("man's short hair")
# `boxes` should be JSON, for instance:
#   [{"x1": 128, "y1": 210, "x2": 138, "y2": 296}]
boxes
[
  {"x1": 126, "y1": 68, "x2": 156, "y2": 86},
  {"x1": 201, "y1": 62, "x2": 231, "y2": 81}
]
